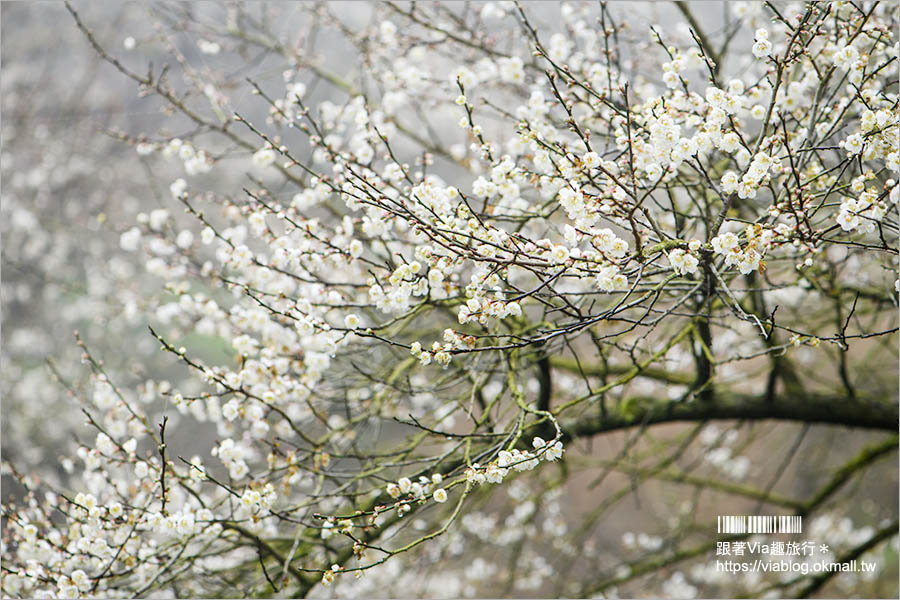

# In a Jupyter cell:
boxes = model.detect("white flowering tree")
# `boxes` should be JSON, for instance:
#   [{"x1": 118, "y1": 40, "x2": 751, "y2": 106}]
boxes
[{"x1": 3, "y1": 1, "x2": 899, "y2": 598}]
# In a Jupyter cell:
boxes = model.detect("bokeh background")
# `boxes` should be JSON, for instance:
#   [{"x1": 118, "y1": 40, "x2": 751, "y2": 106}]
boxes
[{"x1": 2, "y1": 3, "x2": 897, "y2": 598}]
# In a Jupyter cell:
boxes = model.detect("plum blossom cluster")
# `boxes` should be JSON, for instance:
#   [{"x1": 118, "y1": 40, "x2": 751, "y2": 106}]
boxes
[
  {"x1": 239, "y1": 483, "x2": 277, "y2": 513},
  {"x1": 465, "y1": 438, "x2": 564, "y2": 487},
  {"x1": 719, "y1": 152, "x2": 781, "y2": 200},
  {"x1": 159, "y1": 138, "x2": 213, "y2": 176},
  {"x1": 667, "y1": 247, "x2": 700, "y2": 276},
  {"x1": 836, "y1": 181, "x2": 889, "y2": 234},
  {"x1": 710, "y1": 223, "x2": 777, "y2": 275},
  {"x1": 752, "y1": 28, "x2": 773, "y2": 58},
  {"x1": 3, "y1": 2, "x2": 898, "y2": 599},
  {"x1": 385, "y1": 473, "x2": 447, "y2": 507}
]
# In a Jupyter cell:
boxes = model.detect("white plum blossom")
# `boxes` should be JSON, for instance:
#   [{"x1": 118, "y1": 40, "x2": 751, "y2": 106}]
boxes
[
  {"x1": 252, "y1": 147, "x2": 277, "y2": 168},
  {"x1": 841, "y1": 133, "x2": 864, "y2": 156},
  {"x1": 119, "y1": 227, "x2": 141, "y2": 251},
  {"x1": 5, "y1": 4, "x2": 898, "y2": 599},
  {"x1": 752, "y1": 28, "x2": 773, "y2": 58},
  {"x1": 668, "y1": 248, "x2": 699, "y2": 275}
]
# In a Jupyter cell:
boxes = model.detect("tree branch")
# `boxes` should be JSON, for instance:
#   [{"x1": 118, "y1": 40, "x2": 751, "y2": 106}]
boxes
[{"x1": 564, "y1": 393, "x2": 898, "y2": 438}]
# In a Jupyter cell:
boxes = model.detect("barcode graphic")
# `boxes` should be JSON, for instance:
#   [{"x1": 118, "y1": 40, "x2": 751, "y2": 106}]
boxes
[{"x1": 717, "y1": 515, "x2": 802, "y2": 534}]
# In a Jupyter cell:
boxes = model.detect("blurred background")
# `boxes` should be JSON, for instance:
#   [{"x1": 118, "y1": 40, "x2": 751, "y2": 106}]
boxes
[{"x1": 2, "y1": 3, "x2": 897, "y2": 598}]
